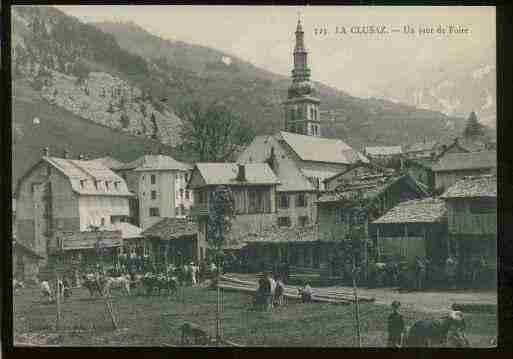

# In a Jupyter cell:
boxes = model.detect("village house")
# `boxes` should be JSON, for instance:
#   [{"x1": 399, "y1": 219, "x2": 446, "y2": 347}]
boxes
[
  {"x1": 317, "y1": 168, "x2": 429, "y2": 271},
  {"x1": 115, "y1": 154, "x2": 194, "y2": 230},
  {"x1": 140, "y1": 218, "x2": 203, "y2": 266},
  {"x1": 237, "y1": 19, "x2": 367, "y2": 230},
  {"x1": 371, "y1": 198, "x2": 449, "y2": 280},
  {"x1": 431, "y1": 150, "x2": 496, "y2": 193},
  {"x1": 187, "y1": 163, "x2": 280, "y2": 248},
  {"x1": 15, "y1": 148, "x2": 135, "y2": 273},
  {"x1": 440, "y1": 175, "x2": 497, "y2": 285}
]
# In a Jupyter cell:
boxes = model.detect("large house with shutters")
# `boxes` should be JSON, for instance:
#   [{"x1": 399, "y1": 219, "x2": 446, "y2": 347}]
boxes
[
  {"x1": 115, "y1": 154, "x2": 194, "y2": 230},
  {"x1": 237, "y1": 19, "x2": 367, "y2": 230},
  {"x1": 15, "y1": 149, "x2": 134, "y2": 274},
  {"x1": 188, "y1": 163, "x2": 280, "y2": 249}
]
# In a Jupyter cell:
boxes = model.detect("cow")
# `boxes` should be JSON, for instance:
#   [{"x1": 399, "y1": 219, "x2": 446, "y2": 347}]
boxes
[
  {"x1": 405, "y1": 311, "x2": 467, "y2": 347},
  {"x1": 141, "y1": 273, "x2": 179, "y2": 296},
  {"x1": 82, "y1": 274, "x2": 104, "y2": 297},
  {"x1": 180, "y1": 322, "x2": 210, "y2": 345},
  {"x1": 104, "y1": 275, "x2": 131, "y2": 296}
]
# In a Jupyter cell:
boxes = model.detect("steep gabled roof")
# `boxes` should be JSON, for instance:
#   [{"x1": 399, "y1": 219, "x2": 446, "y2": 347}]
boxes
[
  {"x1": 431, "y1": 151, "x2": 496, "y2": 172},
  {"x1": 245, "y1": 225, "x2": 319, "y2": 244},
  {"x1": 13, "y1": 241, "x2": 45, "y2": 260},
  {"x1": 141, "y1": 218, "x2": 198, "y2": 240},
  {"x1": 116, "y1": 154, "x2": 192, "y2": 171},
  {"x1": 373, "y1": 198, "x2": 447, "y2": 224},
  {"x1": 323, "y1": 161, "x2": 388, "y2": 184},
  {"x1": 441, "y1": 175, "x2": 497, "y2": 199},
  {"x1": 191, "y1": 163, "x2": 279, "y2": 187},
  {"x1": 317, "y1": 174, "x2": 427, "y2": 204},
  {"x1": 89, "y1": 156, "x2": 126, "y2": 170},
  {"x1": 277, "y1": 131, "x2": 368, "y2": 165},
  {"x1": 365, "y1": 146, "x2": 403, "y2": 156},
  {"x1": 42, "y1": 157, "x2": 133, "y2": 197}
]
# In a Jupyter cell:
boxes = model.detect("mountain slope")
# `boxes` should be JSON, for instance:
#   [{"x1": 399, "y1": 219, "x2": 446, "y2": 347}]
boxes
[
  {"x1": 94, "y1": 20, "x2": 468, "y2": 150},
  {"x1": 12, "y1": 5, "x2": 183, "y2": 146},
  {"x1": 12, "y1": 80, "x2": 178, "y2": 191}
]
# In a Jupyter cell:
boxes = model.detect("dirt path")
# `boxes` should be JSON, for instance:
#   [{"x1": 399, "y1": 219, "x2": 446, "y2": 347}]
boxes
[{"x1": 227, "y1": 273, "x2": 497, "y2": 314}]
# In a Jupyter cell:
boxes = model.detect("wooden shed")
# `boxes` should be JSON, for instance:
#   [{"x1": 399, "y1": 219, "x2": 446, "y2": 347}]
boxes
[{"x1": 371, "y1": 198, "x2": 448, "y2": 265}]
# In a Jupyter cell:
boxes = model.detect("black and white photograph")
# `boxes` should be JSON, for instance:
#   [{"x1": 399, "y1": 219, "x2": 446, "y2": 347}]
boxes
[{"x1": 9, "y1": 5, "x2": 497, "y2": 347}]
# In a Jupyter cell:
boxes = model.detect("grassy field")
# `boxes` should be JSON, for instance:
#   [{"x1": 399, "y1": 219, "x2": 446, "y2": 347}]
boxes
[{"x1": 13, "y1": 284, "x2": 497, "y2": 347}]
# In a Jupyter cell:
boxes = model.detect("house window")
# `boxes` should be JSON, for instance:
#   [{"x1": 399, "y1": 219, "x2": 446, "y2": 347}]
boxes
[
  {"x1": 279, "y1": 193, "x2": 289, "y2": 209},
  {"x1": 151, "y1": 190, "x2": 157, "y2": 200},
  {"x1": 185, "y1": 190, "x2": 190, "y2": 200},
  {"x1": 101, "y1": 218, "x2": 105, "y2": 226},
  {"x1": 94, "y1": 180, "x2": 100, "y2": 189},
  {"x1": 80, "y1": 180, "x2": 86, "y2": 188},
  {"x1": 298, "y1": 216, "x2": 309, "y2": 227},
  {"x1": 185, "y1": 173, "x2": 189, "y2": 182},
  {"x1": 150, "y1": 174, "x2": 156, "y2": 185},
  {"x1": 149, "y1": 207, "x2": 160, "y2": 217},
  {"x1": 278, "y1": 217, "x2": 291, "y2": 227},
  {"x1": 180, "y1": 189, "x2": 184, "y2": 199},
  {"x1": 296, "y1": 193, "x2": 307, "y2": 207},
  {"x1": 176, "y1": 206, "x2": 181, "y2": 216}
]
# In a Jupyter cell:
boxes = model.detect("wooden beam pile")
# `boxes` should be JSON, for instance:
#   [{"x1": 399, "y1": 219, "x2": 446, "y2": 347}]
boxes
[{"x1": 218, "y1": 275, "x2": 375, "y2": 305}]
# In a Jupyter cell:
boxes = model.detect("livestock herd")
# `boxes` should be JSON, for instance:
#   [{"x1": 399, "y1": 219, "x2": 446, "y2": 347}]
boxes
[{"x1": 14, "y1": 268, "x2": 482, "y2": 347}]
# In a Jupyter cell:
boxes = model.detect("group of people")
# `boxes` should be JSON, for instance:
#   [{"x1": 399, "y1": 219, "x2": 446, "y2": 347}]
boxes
[{"x1": 254, "y1": 272, "x2": 286, "y2": 311}]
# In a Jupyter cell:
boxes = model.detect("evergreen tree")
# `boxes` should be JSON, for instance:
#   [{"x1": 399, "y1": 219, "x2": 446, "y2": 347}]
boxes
[{"x1": 463, "y1": 111, "x2": 485, "y2": 139}]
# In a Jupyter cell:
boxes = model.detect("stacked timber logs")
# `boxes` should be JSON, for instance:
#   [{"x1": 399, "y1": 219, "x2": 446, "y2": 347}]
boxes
[{"x1": 218, "y1": 275, "x2": 375, "y2": 305}]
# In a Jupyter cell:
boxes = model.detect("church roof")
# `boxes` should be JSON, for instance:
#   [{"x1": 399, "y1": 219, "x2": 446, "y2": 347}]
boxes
[{"x1": 277, "y1": 131, "x2": 368, "y2": 165}]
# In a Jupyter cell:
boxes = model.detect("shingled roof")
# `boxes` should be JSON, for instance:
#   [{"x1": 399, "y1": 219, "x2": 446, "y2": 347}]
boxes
[
  {"x1": 373, "y1": 198, "x2": 447, "y2": 224},
  {"x1": 365, "y1": 146, "x2": 403, "y2": 156},
  {"x1": 141, "y1": 218, "x2": 198, "y2": 240},
  {"x1": 100, "y1": 222, "x2": 143, "y2": 239},
  {"x1": 278, "y1": 131, "x2": 368, "y2": 165},
  {"x1": 432, "y1": 151, "x2": 496, "y2": 172},
  {"x1": 405, "y1": 141, "x2": 438, "y2": 153},
  {"x1": 192, "y1": 163, "x2": 279, "y2": 187},
  {"x1": 117, "y1": 155, "x2": 192, "y2": 172},
  {"x1": 441, "y1": 175, "x2": 497, "y2": 199},
  {"x1": 318, "y1": 174, "x2": 427, "y2": 204}
]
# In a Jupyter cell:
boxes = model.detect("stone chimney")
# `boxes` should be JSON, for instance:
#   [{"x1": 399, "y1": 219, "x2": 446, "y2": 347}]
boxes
[
  {"x1": 42, "y1": 147, "x2": 50, "y2": 157},
  {"x1": 78, "y1": 154, "x2": 85, "y2": 160},
  {"x1": 63, "y1": 149, "x2": 70, "y2": 159},
  {"x1": 454, "y1": 137, "x2": 459, "y2": 145},
  {"x1": 236, "y1": 164, "x2": 246, "y2": 182}
]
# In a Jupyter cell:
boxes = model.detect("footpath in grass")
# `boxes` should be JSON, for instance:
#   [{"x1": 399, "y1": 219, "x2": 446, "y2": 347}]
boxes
[{"x1": 13, "y1": 285, "x2": 497, "y2": 347}]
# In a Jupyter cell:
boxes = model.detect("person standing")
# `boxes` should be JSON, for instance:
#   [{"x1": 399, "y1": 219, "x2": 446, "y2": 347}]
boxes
[{"x1": 387, "y1": 300, "x2": 405, "y2": 347}]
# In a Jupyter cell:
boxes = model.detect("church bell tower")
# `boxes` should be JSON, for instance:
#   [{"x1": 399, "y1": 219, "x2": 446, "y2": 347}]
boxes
[{"x1": 283, "y1": 17, "x2": 321, "y2": 137}]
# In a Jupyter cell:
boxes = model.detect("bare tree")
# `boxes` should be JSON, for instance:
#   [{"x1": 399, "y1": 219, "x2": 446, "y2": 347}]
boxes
[{"x1": 177, "y1": 101, "x2": 254, "y2": 162}]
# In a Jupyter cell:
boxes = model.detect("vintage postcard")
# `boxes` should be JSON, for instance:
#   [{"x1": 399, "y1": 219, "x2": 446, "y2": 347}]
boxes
[{"x1": 10, "y1": 5, "x2": 496, "y2": 347}]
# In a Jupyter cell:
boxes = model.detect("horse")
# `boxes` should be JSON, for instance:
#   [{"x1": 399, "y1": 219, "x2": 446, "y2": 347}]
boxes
[
  {"x1": 103, "y1": 275, "x2": 131, "y2": 297},
  {"x1": 405, "y1": 311, "x2": 467, "y2": 347}
]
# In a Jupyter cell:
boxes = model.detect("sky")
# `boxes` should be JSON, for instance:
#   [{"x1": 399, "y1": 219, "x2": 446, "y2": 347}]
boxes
[{"x1": 56, "y1": 5, "x2": 495, "y2": 98}]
